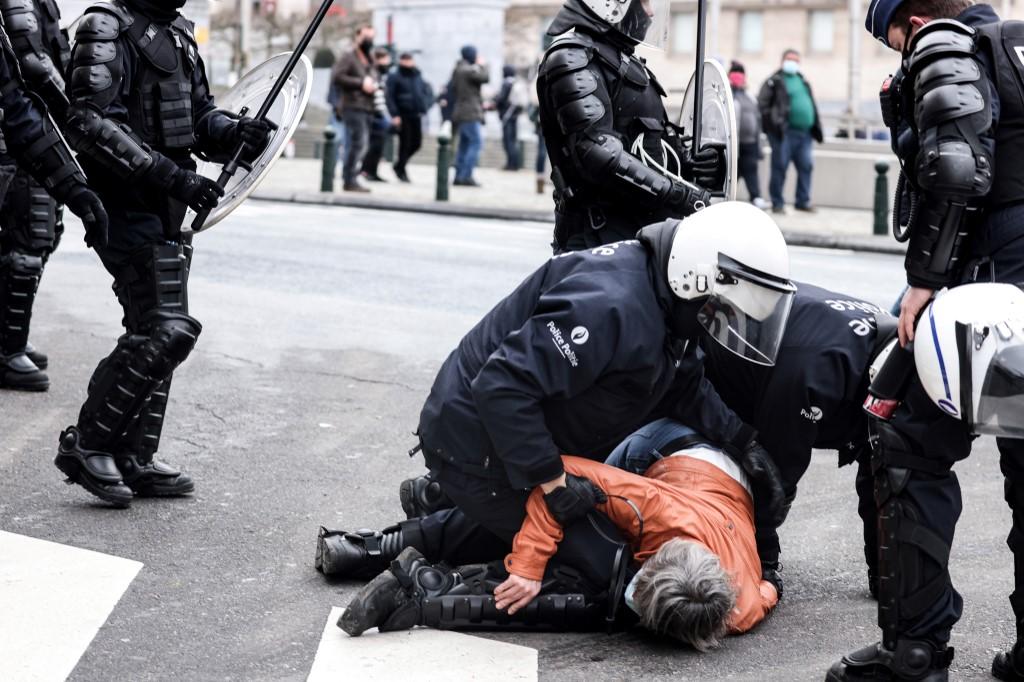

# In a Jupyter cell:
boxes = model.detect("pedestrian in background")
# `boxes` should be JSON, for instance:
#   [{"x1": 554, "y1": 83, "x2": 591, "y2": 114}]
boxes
[
  {"x1": 386, "y1": 52, "x2": 432, "y2": 183},
  {"x1": 332, "y1": 24, "x2": 378, "y2": 193},
  {"x1": 361, "y1": 47, "x2": 393, "y2": 183},
  {"x1": 451, "y1": 45, "x2": 489, "y2": 187},
  {"x1": 757, "y1": 49, "x2": 823, "y2": 214},
  {"x1": 495, "y1": 65, "x2": 528, "y2": 171},
  {"x1": 729, "y1": 61, "x2": 768, "y2": 210}
]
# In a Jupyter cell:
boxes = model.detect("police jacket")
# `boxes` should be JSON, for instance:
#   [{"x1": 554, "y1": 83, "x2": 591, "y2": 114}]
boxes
[{"x1": 417, "y1": 223, "x2": 748, "y2": 491}]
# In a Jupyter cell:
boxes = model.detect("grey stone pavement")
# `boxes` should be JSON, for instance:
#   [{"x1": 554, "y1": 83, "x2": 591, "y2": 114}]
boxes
[
  {"x1": 0, "y1": 202, "x2": 1013, "y2": 681},
  {"x1": 257, "y1": 158, "x2": 900, "y2": 254}
]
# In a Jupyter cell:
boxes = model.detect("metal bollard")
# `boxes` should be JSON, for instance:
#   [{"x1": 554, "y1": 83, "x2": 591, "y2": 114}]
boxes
[
  {"x1": 436, "y1": 123, "x2": 452, "y2": 202},
  {"x1": 874, "y1": 159, "x2": 890, "y2": 236},
  {"x1": 321, "y1": 126, "x2": 338, "y2": 193}
]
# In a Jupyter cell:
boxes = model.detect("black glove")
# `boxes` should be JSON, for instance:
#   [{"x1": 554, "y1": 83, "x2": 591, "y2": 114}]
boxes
[
  {"x1": 761, "y1": 560, "x2": 783, "y2": 599},
  {"x1": 230, "y1": 116, "x2": 276, "y2": 158},
  {"x1": 168, "y1": 169, "x2": 224, "y2": 212},
  {"x1": 60, "y1": 183, "x2": 108, "y2": 248},
  {"x1": 670, "y1": 179, "x2": 712, "y2": 217},
  {"x1": 725, "y1": 429, "x2": 787, "y2": 528},
  {"x1": 684, "y1": 141, "x2": 726, "y2": 190},
  {"x1": 543, "y1": 473, "x2": 607, "y2": 526}
]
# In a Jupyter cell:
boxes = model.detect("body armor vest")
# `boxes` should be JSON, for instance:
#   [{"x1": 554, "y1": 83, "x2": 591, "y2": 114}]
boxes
[
  {"x1": 976, "y1": 20, "x2": 1024, "y2": 208},
  {"x1": 118, "y1": 4, "x2": 199, "y2": 151}
]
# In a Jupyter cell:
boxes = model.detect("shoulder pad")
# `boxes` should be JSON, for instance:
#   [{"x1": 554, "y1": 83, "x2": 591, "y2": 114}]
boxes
[
  {"x1": 76, "y1": 6, "x2": 127, "y2": 42},
  {"x1": 541, "y1": 41, "x2": 592, "y2": 79},
  {"x1": 905, "y1": 19, "x2": 976, "y2": 71},
  {"x1": 85, "y1": 1, "x2": 133, "y2": 29},
  {"x1": 0, "y1": 0, "x2": 36, "y2": 17},
  {"x1": 548, "y1": 30, "x2": 594, "y2": 51},
  {"x1": 1, "y1": 0, "x2": 39, "y2": 39}
]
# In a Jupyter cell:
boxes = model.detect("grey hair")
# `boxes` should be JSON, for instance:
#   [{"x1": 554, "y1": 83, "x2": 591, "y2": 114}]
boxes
[{"x1": 631, "y1": 538, "x2": 737, "y2": 651}]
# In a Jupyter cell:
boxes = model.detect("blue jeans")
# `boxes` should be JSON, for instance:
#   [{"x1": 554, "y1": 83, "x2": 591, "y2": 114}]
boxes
[
  {"x1": 768, "y1": 127, "x2": 814, "y2": 209},
  {"x1": 604, "y1": 418, "x2": 710, "y2": 474},
  {"x1": 454, "y1": 120, "x2": 482, "y2": 182}
]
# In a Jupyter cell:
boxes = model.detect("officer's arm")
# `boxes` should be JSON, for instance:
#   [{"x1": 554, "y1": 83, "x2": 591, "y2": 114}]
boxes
[
  {"x1": 63, "y1": 11, "x2": 182, "y2": 189},
  {"x1": 0, "y1": 45, "x2": 88, "y2": 200},
  {"x1": 0, "y1": 0, "x2": 67, "y2": 116},
  {"x1": 903, "y1": 21, "x2": 996, "y2": 289},
  {"x1": 541, "y1": 44, "x2": 708, "y2": 215},
  {"x1": 669, "y1": 345, "x2": 749, "y2": 450},
  {"x1": 470, "y1": 279, "x2": 623, "y2": 490},
  {"x1": 192, "y1": 54, "x2": 242, "y2": 161}
]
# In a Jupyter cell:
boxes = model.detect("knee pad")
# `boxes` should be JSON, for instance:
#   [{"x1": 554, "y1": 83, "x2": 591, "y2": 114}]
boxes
[
  {"x1": 137, "y1": 313, "x2": 202, "y2": 379},
  {"x1": 1, "y1": 249, "x2": 44, "y2": 278}
]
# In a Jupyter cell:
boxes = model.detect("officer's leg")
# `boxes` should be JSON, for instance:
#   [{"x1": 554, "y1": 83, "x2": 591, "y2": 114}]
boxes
[
  {"x1": 56, "y1": 241, "x2": 200, "y2": 506},
  {"x1": 856, "y1": 447, "x2": 880, "y2": 599},
  {"x1": 991, "y1": 438, "x2": 1024, "y2": 681},
  {"x1": 0, "y1": 173, "x2": 57, "y2": 391},
  {"x1": 316, "y1": 506, "x2": 507, "y2": 579},
  {"x1": 339, "y1": 511, "x2": 633, "y2": 636}
]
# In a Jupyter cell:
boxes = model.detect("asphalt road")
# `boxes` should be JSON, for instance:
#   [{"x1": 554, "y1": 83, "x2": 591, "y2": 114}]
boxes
[{"x1": 0, "y1": 202, "x2": 1012, "y2": 681}]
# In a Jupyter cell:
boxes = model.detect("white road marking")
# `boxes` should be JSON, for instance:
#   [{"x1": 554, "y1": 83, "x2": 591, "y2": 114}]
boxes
[
  {"x1": 307, "y1": 607, "x2": 537, "y2": 682},
  {"x1": 0, "y1": 531, "x2": 142, "y2": 682}
]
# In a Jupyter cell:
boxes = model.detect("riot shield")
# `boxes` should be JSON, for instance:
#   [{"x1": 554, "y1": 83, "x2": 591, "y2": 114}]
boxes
[{"x1": 679, "y1": 59, "x2": 738, "y2": 201}]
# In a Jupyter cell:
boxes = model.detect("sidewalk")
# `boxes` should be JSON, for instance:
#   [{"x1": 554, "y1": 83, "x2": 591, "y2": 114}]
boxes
[{"x1": 253, "y1": 158, "x2": 903, "y2": 254}]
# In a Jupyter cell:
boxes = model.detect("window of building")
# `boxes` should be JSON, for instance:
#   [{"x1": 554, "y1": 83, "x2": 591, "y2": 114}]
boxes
[
  {"x1": 739, "y1": 11, "x2": 763, "y2": 53},
  {"x1": 671, "y1": 12, "x2": 696, "y2": 54},
  {"x1": 809, "y1": 10, "x2": 834, "y2": 52}
]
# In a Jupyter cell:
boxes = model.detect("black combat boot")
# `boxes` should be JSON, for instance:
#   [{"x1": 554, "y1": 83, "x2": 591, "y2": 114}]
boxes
[
  {"x1": 316, "y1": 521, "x2": 425, "y2": 579},
  {"x1": 826, "y1": 640, "x2": 953, "y2": 682},
  {"x1": 994, "y1": 642, "x2": 1024, "y2": 681},
  {"x1": 0, "y1": 351, "x2": 48, "y2": 391},
  {"x1": 54, "y1": 427, "x2": 134, "y2": 507},
  {"x1": 25, "y1": 341, "x2": 47, "y2": 369},
  {"x1": 116, "y1": 379, "x2": 194, "y2": 496},
  {"x1": 399, "y1": 473, "x2": 454, "y2": 519}
]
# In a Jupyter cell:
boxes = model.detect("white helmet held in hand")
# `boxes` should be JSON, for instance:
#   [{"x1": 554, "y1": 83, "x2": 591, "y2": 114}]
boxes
[
  {"x1": 668, "y1": 201, "x2": 796, "y2": 366},
  {"x1": 915, "y1": 283, "x2": 1024, "y2": 437}
]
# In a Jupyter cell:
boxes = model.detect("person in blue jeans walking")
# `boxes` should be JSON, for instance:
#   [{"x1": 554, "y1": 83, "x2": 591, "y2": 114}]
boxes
[
  {"x1": 450, "y1": 45, "x2": 489, "y2": 187},
  {"x1": 757, "y1": 49, "x2": 823, "y2": 214}
]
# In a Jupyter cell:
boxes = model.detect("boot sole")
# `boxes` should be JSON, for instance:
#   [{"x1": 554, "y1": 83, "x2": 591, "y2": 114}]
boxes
[
  {"x1": 128, "y1": 480, "x2": 195, "y2": 497},
  {"x1": 399, "y1": 479, "x2": 419, "y2": 519},
  {"x1": 54, "y1": 454, "x2": 133, "y2": 508},
  {"x1": 0, "y1": 377, "x2": 49, "y2": 392},
  {"x1": 992, "y1": 653, "x2": 1024, "y2": 682},
  {"x1": 317, "y1": 533, "x2": 377, "y2": 579},
  {"x1": 337, "y1": 570, "x2": 400, "y2": 636}
]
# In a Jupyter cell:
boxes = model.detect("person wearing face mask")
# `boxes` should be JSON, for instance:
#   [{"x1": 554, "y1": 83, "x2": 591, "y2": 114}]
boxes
[
  {"x1": 757, "y1": 49, "x2": 823, "y2": 215},
  {"x1": 728, "y1": 61, "x2": 767, "y2": 210},
  {"x1": 827, "y1": 1, "x2": 1024, "y2": 680},
  {"x1": 331, "y1": 25, "x2": 378, "y2": 192},
  {"x1": 385, "y1": 52, "x2": 432, "y2": 182},
  {"x1": 56, "y1": 0, "x2": 272, "y2": 508},
  {"x1": 536, "y1": 0, "x2": 722, "y2": 253}
]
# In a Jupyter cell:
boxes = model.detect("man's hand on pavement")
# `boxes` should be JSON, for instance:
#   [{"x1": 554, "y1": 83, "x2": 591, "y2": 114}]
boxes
[
  {"x1": 494, "y1": 574, "x2": 542, "y2": 614},
  {"x1": 898, "y1": 286, "x2": 934, "y2": 346}
]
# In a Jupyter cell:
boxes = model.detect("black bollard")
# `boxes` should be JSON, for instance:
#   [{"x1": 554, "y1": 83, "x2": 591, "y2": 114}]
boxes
[
  {"x1": 436, "y1": 128, "x2": 451, "y2": 202},
  {"x1": 874, "y1": 159, "x2": 890, "y2": 235},
  {"x1": 321, "y1": 126, "x2": 338, "y2": 193}
]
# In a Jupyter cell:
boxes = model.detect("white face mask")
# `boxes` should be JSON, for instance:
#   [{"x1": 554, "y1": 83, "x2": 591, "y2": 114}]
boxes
[{"x1": 781, "y1": 59, "x2": 800, "y2": 75}]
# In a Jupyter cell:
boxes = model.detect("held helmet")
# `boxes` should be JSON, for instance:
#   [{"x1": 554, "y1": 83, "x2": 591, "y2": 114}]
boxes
[
  {"x1": 666, "y1": 202, "x2": 796, "y2": 366},
  {"x1": 914, "y1": 283, "x2": 1024, "y2": 436}
]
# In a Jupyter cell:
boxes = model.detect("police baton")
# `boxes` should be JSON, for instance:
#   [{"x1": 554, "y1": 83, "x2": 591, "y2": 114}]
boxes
[
  {"x1": 690, "y1": 0, "x2": 707, "y2": 152},
  {"x1": 191, "y1": 0, "x2": 335, "y2": 232}
]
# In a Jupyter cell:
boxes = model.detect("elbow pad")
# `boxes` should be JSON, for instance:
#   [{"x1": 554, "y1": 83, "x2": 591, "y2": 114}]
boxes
[
  {"x1": 65, "y1": 104, "x2": 154, "y2": 179},
  {"x1": 17, "y1": 115, "x2": 87, "y2": 197}
]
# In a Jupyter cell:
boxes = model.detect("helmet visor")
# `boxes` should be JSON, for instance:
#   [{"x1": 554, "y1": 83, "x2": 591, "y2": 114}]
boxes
[
  {"x1": 973, "y1": 328, "x2": 1024, "y2": 438},
  {"x1": 697, "y1": 257, "x2": 796, "y2": 366},
  {"x1": 606, "y1": 0, "x2": 670, "y2": 49}
]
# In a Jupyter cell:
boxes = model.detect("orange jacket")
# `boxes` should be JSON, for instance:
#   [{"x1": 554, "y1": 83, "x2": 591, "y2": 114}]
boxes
[{"x1": 504, "y1": 455, "x2": 778, "y2": 634}]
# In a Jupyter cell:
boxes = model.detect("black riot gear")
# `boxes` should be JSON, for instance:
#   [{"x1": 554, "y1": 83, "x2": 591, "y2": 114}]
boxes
[
  {"x1": 538, "y1": 0, "x2": 712, "y2": 253},
  {"x1": 57, "y1": 0, "x2": 260, "y2": 505}
]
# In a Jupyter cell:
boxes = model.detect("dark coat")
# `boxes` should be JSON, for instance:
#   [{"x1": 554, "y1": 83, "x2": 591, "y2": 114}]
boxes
[
  {"x1": 757, "y1": 70, "x2": 823, "y2": 142},
  {"x1": 386, "y1": 66, "x2": 431, "y2": 116},
  {"x1": 417, "y1": 222, "x2": 747, "y2": 490},
  {"x1": 451, "y1": 60, "x2": 489, "y2": 124},
  {"x1": 332, "y1": 48, "x2": 376, "y2": 114}
]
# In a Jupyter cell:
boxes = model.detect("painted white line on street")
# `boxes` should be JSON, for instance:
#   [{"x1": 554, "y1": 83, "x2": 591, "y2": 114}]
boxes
[
  {"x1": 0, "y1": 530, "x2": 143, "y2": 682},
  {"x1": 307, "y1": 607, "x2": 538, "y2": 682}
]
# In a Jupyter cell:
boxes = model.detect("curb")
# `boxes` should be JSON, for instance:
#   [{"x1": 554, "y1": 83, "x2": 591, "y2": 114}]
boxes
[{"x1": 250, "y1": 189, "x2": 906, "y2": 256}]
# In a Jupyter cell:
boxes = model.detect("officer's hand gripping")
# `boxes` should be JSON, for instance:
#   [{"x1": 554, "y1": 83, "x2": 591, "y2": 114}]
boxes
[
  {"x1": 543, "y1": 473, "x2": 607, "y2": 526},
  {"x1": 726, "y1": 432, "x2": 786, "y2": 527},
  {"x1": 685, "y1": 142, "x2": 727, "y2": 190},
  {"x1": 61, "y1": 184, "x2": 109, "y2": 248},
  {"x1": 168, "y1": 169, "x2": 225, "y2": 212},
  {"x1": 231, "y1": 116, "x2": 277, "y2": 158}
]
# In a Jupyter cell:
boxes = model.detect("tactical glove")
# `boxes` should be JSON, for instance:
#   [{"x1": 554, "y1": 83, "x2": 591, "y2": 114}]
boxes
[
  {"x1": 684, "y1": 142, "x2": 726, "y2": 190},
  {"x1": 543, "y1": 473, "x2": 608, "y2": 527},
  {"x1": 57, "y1": 182, "x2": 108, "y2": 248},
  {"x1": 669, "y1": 179, "x2": 712, "y2": 217},
  {"x1": 725, "y1": 428, "x2": 787, "y2": 528},
  {"x1": 230, "y1": 116, "x2": 276, "y2": 160},
  {"x1": 168, "y1": 168, "x2": 224, "y2": 212},
  {"x1": 761, "y1": 560, "x2": 784, "y2": 599}
]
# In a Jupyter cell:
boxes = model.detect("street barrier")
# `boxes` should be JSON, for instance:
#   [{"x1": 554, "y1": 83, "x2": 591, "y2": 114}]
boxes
[
  {"x1": 436, "y1": 123, "x2": 451, "y2": 202},
  {"x1": 321, "y1": 126, "x2": 338, "y2": 193},
  {"x1": 874, "y1": 159, "x2": 890, "y2": 236}
]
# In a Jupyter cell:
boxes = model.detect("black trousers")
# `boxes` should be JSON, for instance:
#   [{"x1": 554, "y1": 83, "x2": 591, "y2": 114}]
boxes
[
  {"x1": 361, "y1": 114, "x2": 387, "y2": 177},
  {"x1": 394, "y1": 113, "x2": 423, "y2": 173}
]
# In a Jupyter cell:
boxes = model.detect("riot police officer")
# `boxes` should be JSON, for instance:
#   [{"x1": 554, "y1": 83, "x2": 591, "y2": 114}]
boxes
[
  {"x1": 828, "y1": 1, "x2": 1024, "y2": 680},
  {"x1": 537, "y1": 0, "x2": 722, "y2": 252},
  {"x1": 55, "y1": 0, "x2": 271, "y2": 507},
  {"x1": 0, "y1": 0, "x2": 71, "y2": 391},
  {"x1": 0, "y1": 20, "x2": 108, "y2": 391}
]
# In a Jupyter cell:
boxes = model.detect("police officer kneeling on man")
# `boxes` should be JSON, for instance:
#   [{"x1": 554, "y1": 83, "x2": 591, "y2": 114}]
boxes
[
  {"x1": 828, "y1": 0, "x2": 1024, "y2": 679},
  {"x1": 537, "y1": 0, "x2": 723, "y2": 253},
  {"x1": 342, "y1": 203, "x2": 798, "y2": 631}
]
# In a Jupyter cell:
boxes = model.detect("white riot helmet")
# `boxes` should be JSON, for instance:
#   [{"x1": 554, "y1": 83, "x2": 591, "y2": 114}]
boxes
[
  {"x1": 915, "y1": 283, "x2": 1024, "y2": 437},
  {"x1": 667, "y1": 201, "x2": 796, "y2": 366},
  {"x1": 579, "y1": 0, "x2": 670, "y2": 49}
]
